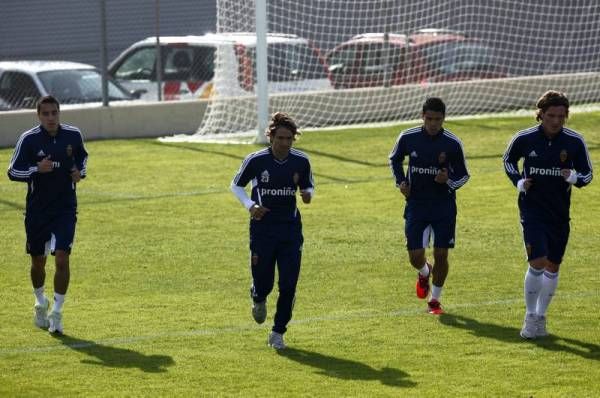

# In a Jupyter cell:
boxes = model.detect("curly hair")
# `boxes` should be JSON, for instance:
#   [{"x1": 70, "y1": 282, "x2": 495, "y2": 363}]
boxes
[
  {"x1": 536, "y1": 90, "x2": 569, "y2": 121},
  {"x1": 265, "y1": 112, "x2": 300, "y2": 138}
]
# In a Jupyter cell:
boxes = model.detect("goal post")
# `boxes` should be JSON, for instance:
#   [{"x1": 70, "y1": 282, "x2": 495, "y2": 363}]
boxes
[
  {"x1": 255, "y1": 0, "x2": 269, "y2": 144},
  {"x1": 182, "y1": 0, "x2": 600, "y2": 142}
]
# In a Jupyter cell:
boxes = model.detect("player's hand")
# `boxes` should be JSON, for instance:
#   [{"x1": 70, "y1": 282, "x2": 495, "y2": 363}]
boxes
[
  {"x1": 561, "y1": 169, "x2": 577, "y2": 184},
  {"x1": 249, "y1": 204, "x2": 270, "y2": 220},
  {"x1": 37, "y1": 156, "x2": 53, "y2": 173},
  {"x1": 399, "y1": 181, "x2": 410, "y2": 198},
  {"x1": 70, "y1": 167, "x2": 81, "y2": 183},
  {"x1": 300, "y1": 190, "x2": 312, "y2": 204},
  {"x1": 517, "y1": 178, "x2": 533, "y2": 192},
  {"x1": 434, "y1": 168, "x2": 449, "y2": 184}
]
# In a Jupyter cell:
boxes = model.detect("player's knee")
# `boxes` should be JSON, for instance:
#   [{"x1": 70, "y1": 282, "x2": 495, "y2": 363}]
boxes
[
  {"x1": 545, "y1": 262, "x2": 560, "y2": 273},
  {"x1": 408, "y1": 249, "x2": 426, "y2": 267},
  {"x1": 528, "y1": 257, "x2": 548, "y2": 270},
  {"x1": 54, "y1": 251, "x2": 70, "y2": 269},
  {"x1": 31, "y1": 255, "x2": 47, "y2": 269},
  {"x1": 278, "y1": 283, "x2": 297, "y2": 298}
]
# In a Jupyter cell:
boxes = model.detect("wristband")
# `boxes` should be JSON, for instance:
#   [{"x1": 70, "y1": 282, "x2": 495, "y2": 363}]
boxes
[{"x1": 565, "y1": 170, "x2": 577, "y2": 184}]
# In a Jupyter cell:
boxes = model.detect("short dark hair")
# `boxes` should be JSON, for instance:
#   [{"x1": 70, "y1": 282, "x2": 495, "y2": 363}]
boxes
[
  {"x1": 266, "y1": 112, "x2": 300, "y2": 138},
  {"x1": 422, "y1": 97, "x2": 446, "y2": 115},
  {"x1": 536, "y1": 90, "x2": 569, "y2": 121},
  {"x1": 36, "y1": 95, "x2": 60, "y2": 114}
]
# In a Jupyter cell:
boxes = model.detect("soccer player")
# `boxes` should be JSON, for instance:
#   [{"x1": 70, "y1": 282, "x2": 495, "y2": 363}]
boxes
[
  {"x1": 389, "y1": 97, "x2": 469, "y2": 314},
  {"x1": 503, "y1": 90, "x2": 592, "y2": 339},
  {"x1": 7, "y1": 95, "x2": 88, "y2": 334},
  {"x1": 231, "y1": 112, "x2": 314, "y2": 350}
]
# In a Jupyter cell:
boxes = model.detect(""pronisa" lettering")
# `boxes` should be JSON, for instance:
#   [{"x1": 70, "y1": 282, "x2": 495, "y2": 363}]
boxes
[
  {"x1": 410, "y1": 165, "x2": 439, "y2": 175},
  {"x1": 528, "y1": 167, "x2": 562, "y2": 177},
  {"x1": 260, "y1": 187, "x2": 297, "y2": 196}
]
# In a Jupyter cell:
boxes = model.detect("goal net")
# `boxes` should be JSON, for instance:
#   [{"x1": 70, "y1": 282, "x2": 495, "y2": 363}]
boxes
[{"x1": 187, "y1": 0, "x2": 600, "y2": 141}]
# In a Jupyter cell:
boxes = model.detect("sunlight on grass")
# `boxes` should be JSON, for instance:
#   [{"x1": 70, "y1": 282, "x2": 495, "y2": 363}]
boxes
[{"x1": 1, "y1": 112, "x2": 598, "y2": 396}]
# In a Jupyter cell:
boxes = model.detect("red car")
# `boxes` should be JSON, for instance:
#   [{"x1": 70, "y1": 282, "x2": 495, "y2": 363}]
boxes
[{"x1": 326, "y1": 29, "x2": 506, "y2": 89}]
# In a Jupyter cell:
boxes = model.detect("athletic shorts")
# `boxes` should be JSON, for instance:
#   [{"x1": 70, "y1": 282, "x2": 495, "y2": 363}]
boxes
[
  {"x1": 404, "y1": 199, "x2": 456, "y2": 250},
  {"x1": 521, "y1": 219, "x2": 570, "y2": 264},
  {"x1": 24, "y1": 212, "x2": 77, "y2": 256}
]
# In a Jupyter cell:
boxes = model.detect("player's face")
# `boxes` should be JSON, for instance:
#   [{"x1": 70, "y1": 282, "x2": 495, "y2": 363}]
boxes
[
  {"x1": 270, "y1": 127, "x2": 294, "y2": 154},
  {"x1": 38, "y1": 103, "x2": 60, "y2": 134},
  {"x1": 540, "y1": 105, "x2": 567, "y2": 136},
  {"x1": 422, "y1": 110, "x2": 445, "y2": 135}
]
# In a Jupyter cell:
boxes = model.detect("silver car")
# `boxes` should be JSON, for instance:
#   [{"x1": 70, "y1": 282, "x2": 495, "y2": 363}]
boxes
[{"x1": 0, "y1": 60, "x2": 136, "y2": 109}]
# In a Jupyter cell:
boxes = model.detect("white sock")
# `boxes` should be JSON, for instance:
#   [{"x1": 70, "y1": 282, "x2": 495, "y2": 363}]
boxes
[
  {"x1": 52, "y1": 293, "x2": 65, "y2": 313},
  {"x1": 418, "y1": 263, "x2": 430, "y2": 277},
  {"x1": 431, "y1": 284, "x2": 443, "y2": 301},
  {"x1": 524, "y1": 266, "x2": 544, "y2": 315},
  {"x1": 536, "y1": 271, "x2": 559, "y2": 316},
  {"x1": 33, "y1": 287, "x2": 46, "y2": 305}
]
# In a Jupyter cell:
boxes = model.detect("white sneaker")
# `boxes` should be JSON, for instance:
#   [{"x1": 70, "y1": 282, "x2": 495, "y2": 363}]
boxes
[
  {"x1": 520, "y1": 313, "x2": 537, "y2": 339},
  {"x1": 267, "y1": 331, "x2": 286, "y2": 350},
  {"x1": 536, "y1": 315, "x2": 548, "y2": 337},
  {"x1": 33, "y1": 297, "x2": 50, "y2": 329},
  {"x1": 48, "y1": 311, "x2": 63, "y2": 334},
  {"x1": 252, "y1": 300, "x2": 267, "y2": 324}
]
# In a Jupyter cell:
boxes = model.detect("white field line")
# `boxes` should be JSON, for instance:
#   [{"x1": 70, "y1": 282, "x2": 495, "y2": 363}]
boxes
[
  {"x1": 76, "y1": 187, "x2": 225, "y2": 199},
  {"x1": 0, "y1": 290, "x2": 596, "y2": 357}
]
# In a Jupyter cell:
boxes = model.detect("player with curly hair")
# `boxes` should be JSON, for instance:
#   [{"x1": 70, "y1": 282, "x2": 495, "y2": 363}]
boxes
[{"x1": 231, "y1": 112, "x2": 314, "y2": 349}]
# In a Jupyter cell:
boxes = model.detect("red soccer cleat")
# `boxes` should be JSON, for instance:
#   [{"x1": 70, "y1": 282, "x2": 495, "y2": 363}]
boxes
[
  {"x1": 427, "y1": 299, "x2": 444, "y2": 315},
  {"x1": 415, "y1": 263, "x2": 431, "y2": 299}
]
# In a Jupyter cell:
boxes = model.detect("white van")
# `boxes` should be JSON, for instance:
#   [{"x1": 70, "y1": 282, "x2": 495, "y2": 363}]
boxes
[{"x1": 108, "y1": 32, "x2": 332, "y2": 101}]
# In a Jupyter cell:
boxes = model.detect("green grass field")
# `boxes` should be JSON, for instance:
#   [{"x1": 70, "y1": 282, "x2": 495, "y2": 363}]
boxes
[{"x1": 1, "y1": 112, "x2": 599, "y2": 397}]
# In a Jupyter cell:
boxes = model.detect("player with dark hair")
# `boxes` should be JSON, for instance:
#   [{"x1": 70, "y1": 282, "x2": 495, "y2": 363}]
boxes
[
  {"x1": 7, "y1": 95, "x2": 88, "y2": 334},
  {"x1": 231, "y1": 112, "x2": 314, "y2": 349},
  {"x1": 503, "y1": 90, "x2": 593, "y2": 339},
  {"x1": 389, "y1": 97, "x2": 469, "y2": 314}
]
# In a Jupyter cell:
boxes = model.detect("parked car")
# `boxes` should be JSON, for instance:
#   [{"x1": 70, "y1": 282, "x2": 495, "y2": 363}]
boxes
[
  {"x1": 108, "y1": 32, "x2": 332, "y2": 101},
  {"x1": 0, "y1": 61, "x2": 137, "y2": 110},
  {"x1": 326, "y1": 29, "x2": 507, "y2": 89}
]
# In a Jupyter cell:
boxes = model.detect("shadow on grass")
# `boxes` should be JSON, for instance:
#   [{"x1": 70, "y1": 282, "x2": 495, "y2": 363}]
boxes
[
  {"x1": 53, "y1": 334, "x2": 175, "y2": 373},
  {"x1": 152, "y1": 141, "x2": 388, "y2": 168},
  {"x1": 151, "y1": 141, "x2": 246, "y2": 161},
  {"x1": 295, "y1": 147, "x2": 388, "y2": 168},
  {"x1": 439, "y1": 313, "x2": 600, "y2": 360},
  {"x1": 277, "y1": 347, "x2": 416, "y2": 387},
  {"x1": 0, "y1": 198, "x2": 24, "y2": 211},
  {"x1": 152, "y1": 141, "x2": 380, "y2": 184}
]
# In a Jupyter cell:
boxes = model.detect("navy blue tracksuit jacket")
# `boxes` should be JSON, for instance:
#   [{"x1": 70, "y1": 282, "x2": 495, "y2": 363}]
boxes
[{"x1": 503, "y1": 125, "x2": 593, "y2": 223}]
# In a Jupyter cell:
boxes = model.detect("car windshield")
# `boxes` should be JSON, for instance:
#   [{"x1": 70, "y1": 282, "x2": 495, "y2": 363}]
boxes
[
  {"x1": 422, "y1": 42, "x2": 498, "y2": 74},
  {"x1": 38, "y1": 69, "x2": 131, "y2": 103},
  {"x1": 113, "y1": 45, "x2": 216, "y2": 82},
  {"x1": 0, "y1": 98, "x2": 11, "y2": 111},
  {"x1": 164, "y1": 46, "x2": 215, "y2": 81},
  {"x1": 251, "y1": 43, "x2": 327, "y2": 81}
]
